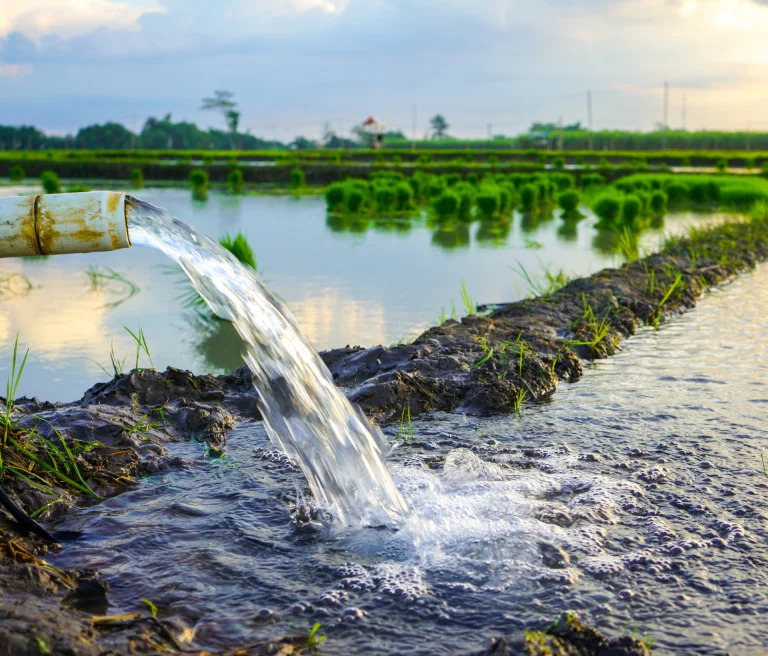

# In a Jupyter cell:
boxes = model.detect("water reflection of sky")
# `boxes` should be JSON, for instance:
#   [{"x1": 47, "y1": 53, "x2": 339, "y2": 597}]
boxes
[{"x1": 0, "y1": 184, "x2": 724, "y2": 401}]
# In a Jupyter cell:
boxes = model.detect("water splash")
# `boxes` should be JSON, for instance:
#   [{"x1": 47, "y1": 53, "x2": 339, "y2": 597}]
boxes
[{"x1": 126, "y1": 197, "x2": 407, "y2": 526}]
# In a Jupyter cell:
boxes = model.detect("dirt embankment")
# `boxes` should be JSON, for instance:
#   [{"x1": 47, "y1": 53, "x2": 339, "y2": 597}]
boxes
[
  {"x1": 4, "y1": 216, "x2": 768, "y2": 654},
  {"x1": 321, "y1": 216, "x2": 768, "y2": 422}
]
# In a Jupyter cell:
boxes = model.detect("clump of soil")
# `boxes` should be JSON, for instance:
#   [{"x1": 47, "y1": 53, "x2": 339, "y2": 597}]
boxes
[{"x1": 482, "y1": 613, "x2": 652, "y2": 656}]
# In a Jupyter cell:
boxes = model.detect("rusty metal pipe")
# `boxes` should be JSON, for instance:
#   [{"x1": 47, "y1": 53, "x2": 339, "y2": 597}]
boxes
[{"x1": 0, "y1": 191, "x2": 131, "y2": 257}]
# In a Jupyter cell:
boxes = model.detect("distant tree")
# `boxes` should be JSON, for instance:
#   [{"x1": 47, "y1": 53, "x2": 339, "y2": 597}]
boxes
[
  {"x1": 201, "y1": 90, "x2": 239, "y2": 149},
  {"x1": 324, "y1": 134, "x2": 358, "y2": 149},
  {"x1": 141, "y1": 114, "x2": 210, "y2": 149},
  {"x1": 530, "y1": 122, "x2": 582, "y2": 133},
  {"x1": 226, "y1": 110, "x2": 240, "y2": 139},
  {"x1": 75, "y1": 122, "x2": 135, "y2": 149},
  {"x1": 430, "y1": 115, "x2": 449, "y2": 139},
  {"x1": 322, "y1": 122, "x2": 336, "y2": 144},
  {"x1": 290, "y1": 136, "x2": 317, "y2": 150}
]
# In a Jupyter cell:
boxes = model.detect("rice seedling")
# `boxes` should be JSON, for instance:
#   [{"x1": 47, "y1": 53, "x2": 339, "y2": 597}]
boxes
[
  {"x1": 394, "y1": 406, "x2": 415, "y2": 443},
  {"x1": 227, "y1": 168, "x2": 244, "y2": 194},
  {"x1": 124, "y1": 325, "x2": 155, "y2": 370},
  {"x1": 512, "y1": 261, "x2": 570, "y2": 297},
  {"x1": 65, "y1": 184, "x2": 93, "y2": 193},
  {"x1": 434, "y1": 191, "x2": 459, "y2": 219},
  {"x1": 40, "y1": 170, "x2": 61, "y2": 194},
  {"x1": 90, "y1": 339, "x2": 127, "y2": 378},
  {"x1": 649, "y1": 271, "x2": 683, "y2": 330},
  {"x1": 617, "y1": 227, "x2": 640, "y2": 262},
  {"x1": 307, "y1": 622, "x2": 326, "y2": 650},
  {"x1": 395, "y1": 182, "x2": 415, "y2": 211},
  {"x1": 568, "y1": 297, "x2": 612, "y2": 349},
  {"x1": 130, "y1": 168, "x2": 144, "y2": 189},
  {"x1": 650, "y1": 190, "x2": 667, "y2": 215},
  {"x1": 643, "y1": 632, "x2": 655, "y2": 649},
  {"x1": 557, "y1": 190, "x2": 581, "y2": 217},
  {"x1": 325, "y1": 183, "x2": 346, "y2": 211},
  {"x1": 552, "y1": 173, "x2": 574, "y2": 191},
  {"x1": 459, "y1": 280, "x2": 475, "y2": 315},
  {"x1": 189, "y1": 169, "x2": 209, "y2": 200},
  {"x1": 580, "y1": 173, "x2": 605, "y2": 187},
  {"x1": 524, "y1": 238, "x2": 543, "y2": 249},
  {"x1": 345, "y1": 188, "x2": 365, "y2": 213},
  {"x1": 121, "y1": 412, "x2": 162, "y2": 441},
  {"x1": 290, "y1": 168, "x2": 306, "y2": 189},
  {"x1": 142, "y1": 599, "x2": 159, "y2": 620},
  {"x1": 389, "y1": 334, "x2": 415, "y2": 348},
  {"x1": 219, "y1": 233, "x2": 256, "y2": 269},
  {"x1": 0, "y1": 336, "x2": 99, "y2": 502},
  {"x1": 592, "y1": 191, "x2": 622, "y2": 226},
  {"x1": 9, "y1": 165, "x2": 24, "y2": 182},
  {"x1": 512, "y1": 389, "x2": 528, "y2": 416},
  {"x1": 84, "y1": 266, "x2": 140, "y2": 309},
  {"x1": 520, "y1": 183, "x2": 539, "y2": 213},
  {"x1": 476, "y1": 188, "x2": 500, "y2": 219},
  {"x1": 620, "y1": 195, "x2": 642, "y2": 229}
]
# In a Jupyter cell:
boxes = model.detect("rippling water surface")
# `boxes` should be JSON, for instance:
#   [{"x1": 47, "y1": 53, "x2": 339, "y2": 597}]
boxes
[{"x1": 50, "y1": 264, "x2": 768, "y2": 655}]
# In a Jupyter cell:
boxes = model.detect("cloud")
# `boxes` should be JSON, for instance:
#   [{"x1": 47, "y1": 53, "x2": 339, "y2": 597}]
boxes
[
  {"x1": 0, "y1": 0, "x2": 165, "y2": 39},
  {"x1": 0, "y1": 62, "x2": 32, "y2": 78},
  {"x1": 3, "y1": 0, "x2": 768, "y2": 134}
]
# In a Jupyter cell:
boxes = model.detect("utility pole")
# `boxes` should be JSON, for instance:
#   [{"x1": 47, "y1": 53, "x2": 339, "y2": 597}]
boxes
[
  {"x1": 681, "y1": 94, "x2": 687, "y2": 131},
  {"x1": 587, "y1": 90, "x2": 593, "y2": 151},
  {"x1": 663, "y1": 82, "x2": 669, "y2": 149},
  {"x1": 411, "y1": 104, "x2": 417, "y2": 151}
]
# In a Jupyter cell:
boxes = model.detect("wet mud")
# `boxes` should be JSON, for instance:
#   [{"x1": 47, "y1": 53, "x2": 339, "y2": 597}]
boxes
[{"x1": 3, "y1": 216, "x2": 768, "y2": 654}]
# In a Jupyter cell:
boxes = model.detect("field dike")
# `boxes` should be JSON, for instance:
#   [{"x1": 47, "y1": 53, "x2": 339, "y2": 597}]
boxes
[{"x1": 3, "y1": 215, "x2": 768, "y2": 655}]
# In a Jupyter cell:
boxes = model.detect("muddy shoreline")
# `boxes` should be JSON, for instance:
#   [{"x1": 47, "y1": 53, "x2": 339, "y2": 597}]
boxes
[{"x1": 3, "y1": 216, "x2": 767, "y2": 655}]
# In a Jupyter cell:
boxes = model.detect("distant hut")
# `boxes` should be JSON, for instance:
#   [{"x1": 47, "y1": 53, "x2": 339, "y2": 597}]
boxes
[{"x1": 362, "y1": 116, "x2": 386, "y2": 149}]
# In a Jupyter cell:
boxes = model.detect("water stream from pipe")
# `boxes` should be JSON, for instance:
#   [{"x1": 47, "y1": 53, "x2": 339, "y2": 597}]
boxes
[{"x1": 125, "y1": 196, "x2": 408, "y2": 527}]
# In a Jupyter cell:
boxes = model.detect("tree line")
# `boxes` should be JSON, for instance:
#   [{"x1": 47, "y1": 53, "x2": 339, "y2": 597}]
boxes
[{"x1": 2, "y1": 90, "x2": 766, "y2": 152}]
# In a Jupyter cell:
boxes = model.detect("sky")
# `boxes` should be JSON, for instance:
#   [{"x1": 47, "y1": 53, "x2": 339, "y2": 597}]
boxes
[{"x1": 2, "y1": 0, "x2": 768, "y2": 140}]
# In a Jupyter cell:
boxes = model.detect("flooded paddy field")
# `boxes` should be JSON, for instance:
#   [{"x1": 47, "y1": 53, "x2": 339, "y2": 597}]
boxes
[
  {"x1": 0, "y1": 180, "x2": 766, "y2": 656},
  {"x1": 0, "y1": 185, "x2": 721, "y2": 401}
]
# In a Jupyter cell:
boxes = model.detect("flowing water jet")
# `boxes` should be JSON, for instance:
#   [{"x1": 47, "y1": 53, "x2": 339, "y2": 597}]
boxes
[{"x1": 124, "y1": 196, "x2": 408, "y2": 527}]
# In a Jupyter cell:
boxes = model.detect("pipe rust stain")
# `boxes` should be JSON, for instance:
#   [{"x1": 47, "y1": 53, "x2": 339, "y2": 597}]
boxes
[
  {"x1": 38, "y1": 202, "x2": 105, "y2": 255},
  {"x1": 0, "y1": 195, "x2": 42, "y2": 256}
]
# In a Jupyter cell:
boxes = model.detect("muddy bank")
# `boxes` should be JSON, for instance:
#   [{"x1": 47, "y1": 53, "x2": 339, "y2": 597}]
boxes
[
  {"x1": 0, "y1": 368, "x2": 258, "y2": 654},
  {"x1": 321, "y1": 216, "x2": 768, "y2": 421},
  {"x1": 0, "y1": 366, "x2": 651, "y2": 655}
]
